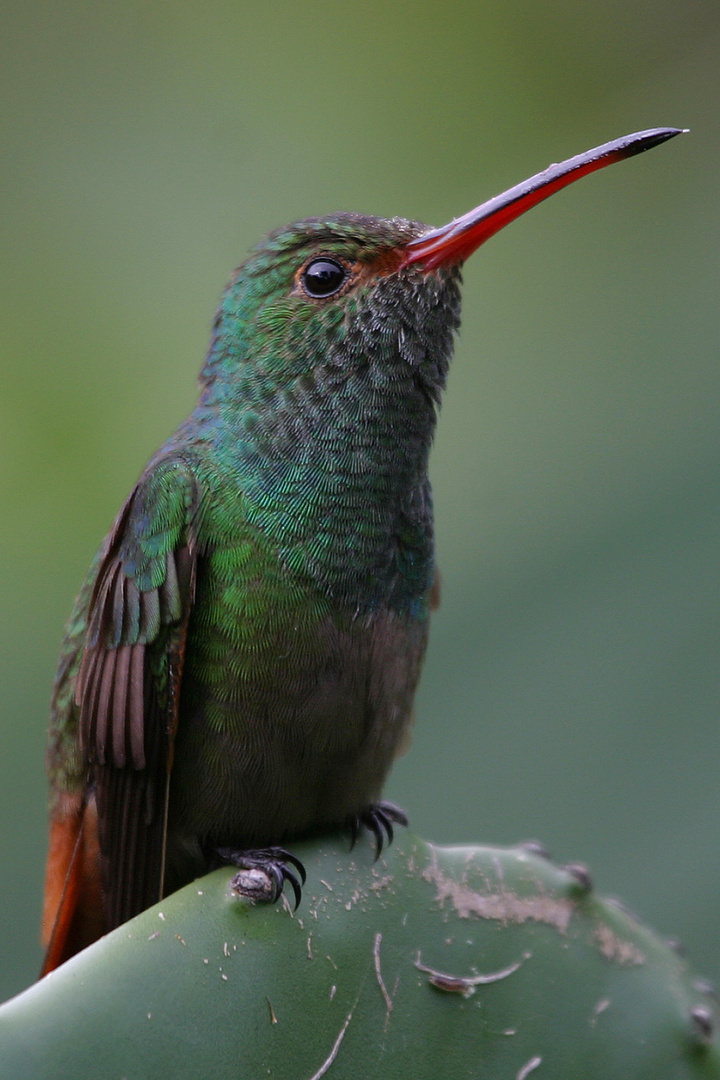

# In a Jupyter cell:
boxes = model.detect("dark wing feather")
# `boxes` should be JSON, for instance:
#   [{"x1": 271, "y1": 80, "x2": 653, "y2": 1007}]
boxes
[{"x1": 76, "y1": 465, "x2": 197, "y2": 930}]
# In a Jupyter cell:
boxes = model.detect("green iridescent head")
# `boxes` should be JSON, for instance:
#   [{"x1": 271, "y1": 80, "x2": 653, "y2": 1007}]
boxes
[{"x1": 200, "y1": 213, "x2": 462, "y2": 409}]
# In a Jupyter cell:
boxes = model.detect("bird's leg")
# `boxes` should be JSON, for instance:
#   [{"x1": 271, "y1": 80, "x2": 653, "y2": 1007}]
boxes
[
  {"x1": 348, "y1": 800, "x2": 408, "y2": 859},
  {"x1": 210, "y1": 846, "x2": 307, "y2": 910}
]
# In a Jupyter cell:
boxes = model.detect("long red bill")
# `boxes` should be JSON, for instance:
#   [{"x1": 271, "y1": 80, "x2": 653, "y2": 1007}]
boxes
[{"x1": 401, "y1": 127, "x2": 686, "y2": 271}]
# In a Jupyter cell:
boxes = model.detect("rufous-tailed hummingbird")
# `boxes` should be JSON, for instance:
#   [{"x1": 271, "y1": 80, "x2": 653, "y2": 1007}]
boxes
[{"x1": 42, "y1": 128, "x2": 683, "y2": 974}]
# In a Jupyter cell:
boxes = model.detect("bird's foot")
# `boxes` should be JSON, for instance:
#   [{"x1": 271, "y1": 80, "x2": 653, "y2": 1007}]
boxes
[
  {"x1": 348, "y1": 800, "x2": 408, "y2": 859},
  {"x1": 214, "y1": 846, "x2": 307, "y2": 910}
]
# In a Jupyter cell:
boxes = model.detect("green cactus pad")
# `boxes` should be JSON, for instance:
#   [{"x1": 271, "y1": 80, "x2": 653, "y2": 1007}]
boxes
[{"x1": 1, "y1": 834, "x2": 717, "y2": 1078}]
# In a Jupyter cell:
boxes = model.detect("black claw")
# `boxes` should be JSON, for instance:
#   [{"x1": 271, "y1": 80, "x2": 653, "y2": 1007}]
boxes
[
  {"x1": 368, "y1": 814, "x2": 385, "y2": 858},
  {"x1": 349, "y1": 800, "x2": 409, "y2": 859},
  {"x1": 374, "y1": 806, "x2": 394, "y2": 848},
  {"x1": 214, "y1": 845, "x2": 306, "y2": 908},
  {"x1": 264, "y1": 846, "x2": 307, "y2": 885},
  {"x1": 376, "y1": 800, "x2": 409, "y2": 828},
  {"x1": 283, "y1": 867, "x2": 303, "y2": 911},
  {"x1": 265, "y1": 861, "x2": 284, "y2": 901}
]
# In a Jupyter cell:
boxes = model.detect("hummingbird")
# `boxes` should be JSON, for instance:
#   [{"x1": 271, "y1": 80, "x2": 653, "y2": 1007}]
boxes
[{"x1": 41, "y1": 127, "x2": 683, "y2": 974}]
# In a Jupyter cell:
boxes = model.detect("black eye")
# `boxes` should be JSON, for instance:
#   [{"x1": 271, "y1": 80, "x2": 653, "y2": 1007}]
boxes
[{"x1": 301, "y1": 258, "x2": 347, "y2": 298}]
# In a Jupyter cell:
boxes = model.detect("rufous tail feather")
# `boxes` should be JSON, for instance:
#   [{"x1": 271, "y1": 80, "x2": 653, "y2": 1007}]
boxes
[{"x1": 40, "y1": 793, "x2": 104, "y2": 976}]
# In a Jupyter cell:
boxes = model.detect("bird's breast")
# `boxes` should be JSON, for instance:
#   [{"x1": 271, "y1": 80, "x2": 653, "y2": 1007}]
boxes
[{"x1": 167, "y1": 535, "x2": 430, "y2": 846}]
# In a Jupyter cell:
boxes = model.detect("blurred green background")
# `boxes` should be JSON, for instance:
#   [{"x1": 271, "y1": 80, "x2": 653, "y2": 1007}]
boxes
[{"x1": 1, "y1": 1, "x2": 718, "y2": 1002}]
